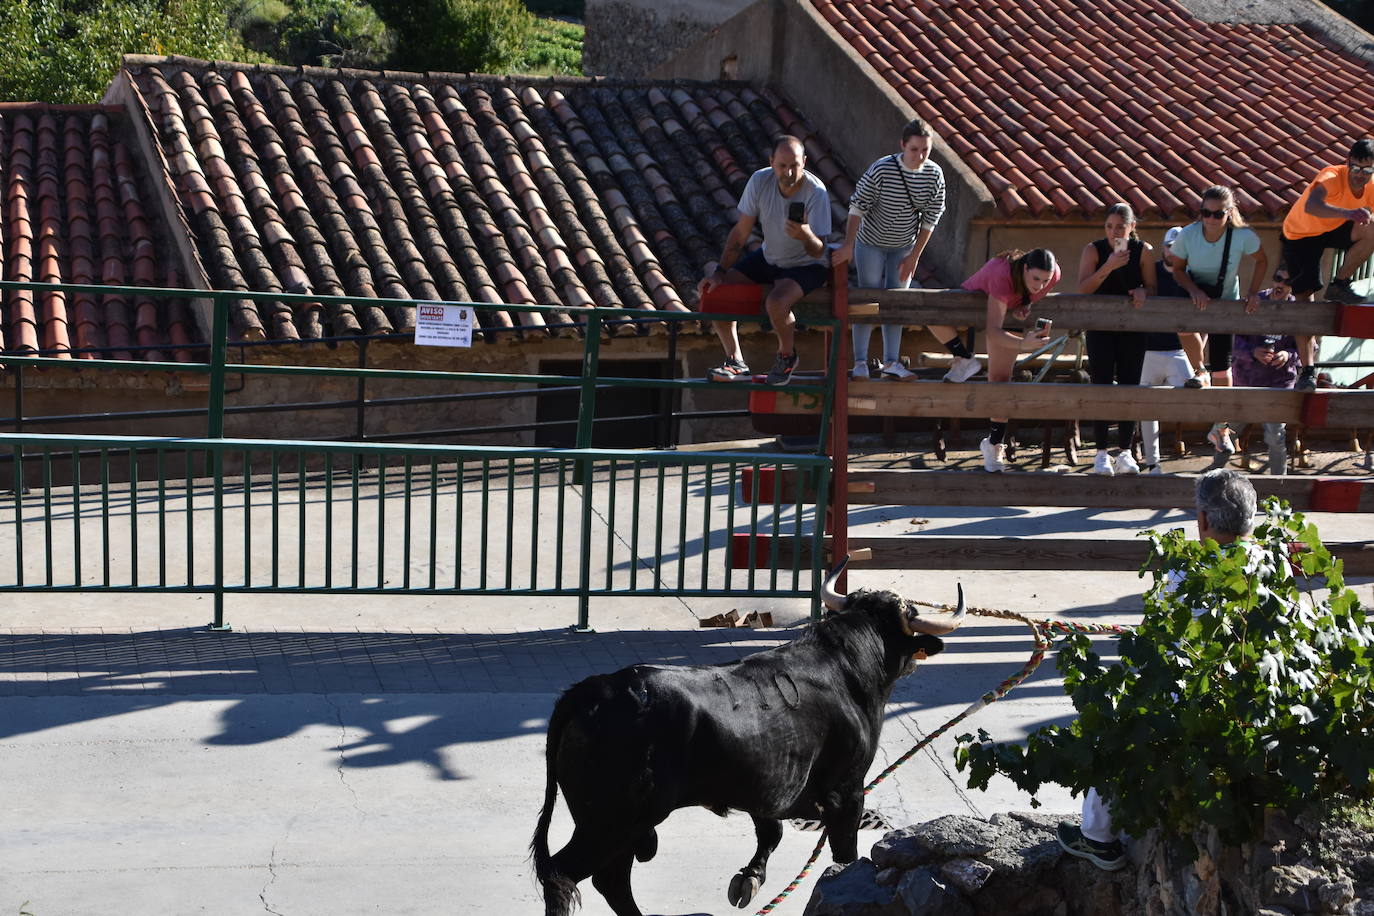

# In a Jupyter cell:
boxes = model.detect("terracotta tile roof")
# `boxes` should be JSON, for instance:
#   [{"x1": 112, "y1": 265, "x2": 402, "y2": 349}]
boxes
[
  {"x1": 122, "y1": 57, "x2": 855, "y2": 343},
  {"x1": 0, "y1": 104, "x2": 197, "y2": 360},
  {"x1": 813, "y1": 0, "x2": 1374, "y2": 221}
]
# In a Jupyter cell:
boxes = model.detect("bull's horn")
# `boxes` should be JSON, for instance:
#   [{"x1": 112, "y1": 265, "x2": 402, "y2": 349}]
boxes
[
  {"x1": 905, "y1": 583, "x2": 966, "y2": 636},
  {"x1": 819, "y1": 556, "x2": 851, "y2": 611}
]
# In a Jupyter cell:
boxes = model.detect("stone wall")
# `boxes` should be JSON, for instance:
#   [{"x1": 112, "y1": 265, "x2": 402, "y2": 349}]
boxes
[
  {"x1": 583, "y1": 0, "x2": 735, "y2": 77},
  {"x1": 805, "y1": 811, "x2": 1366, "y2": 916}
]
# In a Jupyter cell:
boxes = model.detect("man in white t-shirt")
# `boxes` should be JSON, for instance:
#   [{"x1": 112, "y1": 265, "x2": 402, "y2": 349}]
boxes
[
  {"x1": 697, "y1": 136, "x2": 832, "y2": 386},
  {"x1": 1057, "y1": 469, "x2": 1258, "y2": 871}
]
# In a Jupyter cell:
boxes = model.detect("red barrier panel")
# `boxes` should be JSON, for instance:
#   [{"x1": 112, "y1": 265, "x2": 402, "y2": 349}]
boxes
[
  {"x1": 730, "y1": 532, "x2": 773, "y2": 568},
  {"x1": 1309, "y1": 479, "x2": 1367, "y2": 512},
  {"x1": 1300, "y1": 392, "x2": 1330, "y2": 427},
  {"x1": 701, "y1": 283, "x2": 765, "y2": 314},
  {"x1": 1337, "y1": 304, "x2": 1374, "y2": 339}
]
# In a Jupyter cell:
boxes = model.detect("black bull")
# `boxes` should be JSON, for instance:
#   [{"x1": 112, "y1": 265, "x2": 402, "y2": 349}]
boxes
[{"x1": 531, "y1": 572, "x2": 965, "y2": 916}]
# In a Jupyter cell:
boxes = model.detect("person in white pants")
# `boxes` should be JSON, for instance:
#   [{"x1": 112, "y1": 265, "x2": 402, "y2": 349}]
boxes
[
  {"x1": 1137, "y1": 227, "x2": 1194, "y2": 473},
  {"x1": 1057, "y1": 470, "x2": 1258, "y2": 871}
]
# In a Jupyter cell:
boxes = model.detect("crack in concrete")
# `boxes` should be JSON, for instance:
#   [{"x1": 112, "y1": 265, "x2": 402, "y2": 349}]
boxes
[
  {"x1": 259, "y1": 836, "x2": 287, "y2": 916},
  {"x1": 323, "y1": 695, "x2": 366, "y2": 816}
]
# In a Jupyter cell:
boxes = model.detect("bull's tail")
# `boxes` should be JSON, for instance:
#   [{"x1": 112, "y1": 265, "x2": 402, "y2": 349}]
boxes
[{"x1": 531, "y1": 697, "x2": 580, "y2": 916}]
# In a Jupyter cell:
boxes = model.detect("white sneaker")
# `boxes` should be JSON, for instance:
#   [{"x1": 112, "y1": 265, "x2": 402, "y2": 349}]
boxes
[
  {"x1": 1142, "y1": 462, "x2": 1163, "y2": 476},
  {"x1": 943, "y1": 356, "x2": 982, "y2": 383},
  {"x1": 879, "y1": 360, "x2": 915, "y2": 381},
  {"x1": 1092, "y1": 450, "x2": 1114, "y2": 475},
  {"x1": 851, "y1": 362, "x2": 870, "y2": 380},
  {"x1": 980, "y1": 437, "x2": 1005, "y2": 472},
  {"x1": 1113, "y1": 451, "x2": 1140, "y2": 475}
]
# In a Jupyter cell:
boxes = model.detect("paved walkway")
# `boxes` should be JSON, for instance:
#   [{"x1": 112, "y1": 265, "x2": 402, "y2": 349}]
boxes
[{"x1": 2, "y1": 463, "x2": 1370, "y2": 915}]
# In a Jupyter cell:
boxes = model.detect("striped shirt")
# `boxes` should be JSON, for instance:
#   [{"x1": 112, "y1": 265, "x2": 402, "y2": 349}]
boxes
[{"x1": 848, "y1": 155, "x2": 945, "y2": 249}]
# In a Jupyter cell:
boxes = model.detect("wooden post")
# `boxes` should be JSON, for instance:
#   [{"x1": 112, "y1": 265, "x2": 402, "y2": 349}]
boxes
[{"x1": 829, "y1": 261, "x2": 850, "y2": 593}]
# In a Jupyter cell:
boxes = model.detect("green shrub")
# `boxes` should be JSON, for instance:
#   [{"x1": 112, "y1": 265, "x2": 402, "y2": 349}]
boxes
[
  {"x1": 955, "y1": 501, "x2": 1373, "y2": 846},
  {"x1": 275, "y1": 0, "x2": 394, "y2": 67},
  {"x1": 370, "y1": 0, "x2": 534, "y2": 74},
  {"x1": 512, "y1": 16, "x2": 581, "y2": 75},
  {"x1": 0, "y1": 0, "x2": 264, "y2": 104}
]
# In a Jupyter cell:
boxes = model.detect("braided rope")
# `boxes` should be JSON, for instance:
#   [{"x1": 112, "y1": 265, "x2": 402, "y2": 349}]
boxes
[{"x1": 752, "y1": 605, "x2": 1131, "y2": 915}]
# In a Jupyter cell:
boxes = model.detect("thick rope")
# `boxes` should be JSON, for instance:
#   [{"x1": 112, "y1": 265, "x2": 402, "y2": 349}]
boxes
[{"x1": 752, "y1": 605, "x2": 1130, "y2": 915}]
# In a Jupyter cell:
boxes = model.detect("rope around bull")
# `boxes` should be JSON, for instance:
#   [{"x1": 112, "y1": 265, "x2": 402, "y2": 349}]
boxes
[{"x1": 752, "y1": 603, "x2": 1131, "y2": 916}]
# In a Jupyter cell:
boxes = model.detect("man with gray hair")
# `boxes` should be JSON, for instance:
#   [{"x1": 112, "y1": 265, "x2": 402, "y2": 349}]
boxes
[{"x1": 1057, "y1": 469, "x2": 1257, "y2": 870}]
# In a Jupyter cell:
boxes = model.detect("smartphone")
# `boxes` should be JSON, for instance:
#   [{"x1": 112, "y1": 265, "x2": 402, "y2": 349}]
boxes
[
  {"x1": 787, "y1": 202, "x2": 805, "y2": 223},
  {"x1": 1035, "y1": 317, "x2": 1053, "y2": 332},
  {"x1": 1113, "y1": 236, "x2": 1129, "y2": 253}
]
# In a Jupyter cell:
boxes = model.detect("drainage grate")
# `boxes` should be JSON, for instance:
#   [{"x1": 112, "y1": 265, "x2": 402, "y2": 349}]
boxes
[{"x1": 789, "y1": 809, "x2": 892, "y2": 832}]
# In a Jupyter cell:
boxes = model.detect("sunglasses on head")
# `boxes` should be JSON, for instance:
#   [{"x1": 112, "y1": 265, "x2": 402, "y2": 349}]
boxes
[
  {"x1": 1199, "y1": 207, "x2": 1227, "y2": 219},
  {"x1": 1351, "y1": 164, "x2": 1374, "y2": 175}
]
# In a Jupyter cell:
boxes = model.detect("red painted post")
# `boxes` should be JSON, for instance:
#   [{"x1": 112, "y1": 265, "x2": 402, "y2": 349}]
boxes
[{"x1": 829, "y1": 261, "x2": 850, "y2": 592}]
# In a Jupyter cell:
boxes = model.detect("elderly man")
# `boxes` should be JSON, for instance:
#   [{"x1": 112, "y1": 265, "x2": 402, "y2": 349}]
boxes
[
  {"x1": 1280, "y1": 138, "x2": 1374, "y2": 390},
  {"x1": 697, "y1": 136, "x2": 832, "y2": 386},
  {"x1": 1056, "y1": 469, "x2": 1258, "y2": 871}
]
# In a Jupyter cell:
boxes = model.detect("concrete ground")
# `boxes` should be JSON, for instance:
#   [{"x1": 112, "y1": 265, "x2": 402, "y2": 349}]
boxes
[{"x1": 2, "y1": 445, "x2": 1370, "y2": 916}]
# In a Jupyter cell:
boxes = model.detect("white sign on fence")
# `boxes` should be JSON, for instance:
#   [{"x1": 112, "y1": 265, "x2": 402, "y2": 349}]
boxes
[{"x1": 414, "y1": 302, "x2": 474, "y2": 347}]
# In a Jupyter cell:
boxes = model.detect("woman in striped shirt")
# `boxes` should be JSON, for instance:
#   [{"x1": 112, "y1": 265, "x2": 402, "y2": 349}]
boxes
[{"x1": 834, "y1": 120, "x2": 966, "y2": 381}]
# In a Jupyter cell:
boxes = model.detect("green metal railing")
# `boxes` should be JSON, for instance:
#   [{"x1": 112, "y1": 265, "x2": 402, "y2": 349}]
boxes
[{"x1": 0, "y1": 281, "x2": 839, "y2": 629}]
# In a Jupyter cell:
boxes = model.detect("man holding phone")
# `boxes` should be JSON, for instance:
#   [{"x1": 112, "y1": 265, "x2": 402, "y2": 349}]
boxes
[
  {"x1": 1279, "y1": 138, "x2": 1374, "y2": 390},
  {"x1": 697, "y1": 136, "x2": 832, "y2": 386}
]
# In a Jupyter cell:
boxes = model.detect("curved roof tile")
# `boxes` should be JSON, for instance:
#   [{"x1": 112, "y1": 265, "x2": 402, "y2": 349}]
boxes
[
  {"x1": 812, "y1": 0, "x2": 1374, "y2": 220},
  {"x1": 0, "y1": 104, "x2": 192, "y2": 360},
  {"x1": 122, "y1": 58, "x2": 852, "y2": 343}
]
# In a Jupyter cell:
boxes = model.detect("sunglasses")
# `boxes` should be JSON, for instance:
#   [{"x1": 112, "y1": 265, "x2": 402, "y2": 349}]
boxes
[
  {"x1": 1272, "y1": 275, "x2": 1291, "y2": 284},
  {"x1": 1199, "y1": 207, "x2": 1227, "y2": 219},
  {"x1": 1351, "y1": 164, "x2": 1374, "y2": 175}
]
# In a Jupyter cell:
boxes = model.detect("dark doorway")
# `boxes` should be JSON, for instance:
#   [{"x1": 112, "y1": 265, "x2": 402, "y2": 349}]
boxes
[{"x1": 535, "y1": 359, "x2": 678, "y2": 448}]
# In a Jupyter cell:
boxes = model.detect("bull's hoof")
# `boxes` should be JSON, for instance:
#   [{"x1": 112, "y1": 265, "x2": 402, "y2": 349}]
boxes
[{"x1": 728, "y1": 871, "x2": 761, "y2": 908}]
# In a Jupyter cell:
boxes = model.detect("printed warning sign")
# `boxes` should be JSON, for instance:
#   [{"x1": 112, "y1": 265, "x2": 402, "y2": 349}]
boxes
[{"x1": 414, "y1": 302, "x2": 474, "y2": 347}]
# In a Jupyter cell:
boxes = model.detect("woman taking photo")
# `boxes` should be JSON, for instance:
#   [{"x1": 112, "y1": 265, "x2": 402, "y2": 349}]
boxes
[
  {"x1": 963, "y1": 248, "x2": 1061, "y2": 471},
  {"x1": 1170, "y1": 185, "x2": 1267, "y2": 454},
  {"x1": 1076, "y1": 203, "x2": 1155, "y2": 476}
]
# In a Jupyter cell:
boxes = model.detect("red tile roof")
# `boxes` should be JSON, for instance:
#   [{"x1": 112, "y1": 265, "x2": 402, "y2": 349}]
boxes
[
  {"x1": 813, "y1": 0, "x2": 1374, "y2": 221},
  {"x1": 0, "y1": 104, "x2": 197, "y2": 360},
  {"x1": 122, "y1": 57, "x2": 855, "y2": 343}
]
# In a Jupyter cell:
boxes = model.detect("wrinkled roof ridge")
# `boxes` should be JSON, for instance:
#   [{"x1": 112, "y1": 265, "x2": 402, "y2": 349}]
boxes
[{"x1": 120, "y1": 54, "x2": 755, "y2": 92}]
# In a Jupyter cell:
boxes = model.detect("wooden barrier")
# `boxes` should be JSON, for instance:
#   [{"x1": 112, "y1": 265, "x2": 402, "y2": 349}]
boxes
[
  {"x1": 795, "y1": 288, "x2": 1374, "y2": 337},
  {"x1": 706, "y1": 281, "x2": 1374, "y2": 579},
  {"x1": 750, "y1": 381, "x2": 1374, "y2": 428},
  {"x1": 846, "y1": 470, "x2": 1374, "y2": 512},
  {"x1": 733, "y1": 534, "x2": 1374, "y2": 576}
]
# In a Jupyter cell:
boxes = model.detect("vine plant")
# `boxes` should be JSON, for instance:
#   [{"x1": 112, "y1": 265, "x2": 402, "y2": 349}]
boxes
[{"x1": 955, "y1": 501, "x2": 1373, "y2": 846}]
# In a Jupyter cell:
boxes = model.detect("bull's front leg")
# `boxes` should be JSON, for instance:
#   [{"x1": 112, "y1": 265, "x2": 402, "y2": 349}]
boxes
[
  {"x1": 820, "y1": 781, "x2": 865, "y2": 863},
  {"x1": 728, "y1": 815, "x2": 782, "y2": 909}
]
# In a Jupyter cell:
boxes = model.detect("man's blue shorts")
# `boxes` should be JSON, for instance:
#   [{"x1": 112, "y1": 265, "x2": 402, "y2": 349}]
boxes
[{"x1": 732, "y1": 248, "x2": 829, "y2": 295}]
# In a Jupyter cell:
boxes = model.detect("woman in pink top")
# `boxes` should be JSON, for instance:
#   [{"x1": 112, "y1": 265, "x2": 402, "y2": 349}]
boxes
[{"x1": 961, "y1": 248, "x2": 1061, "y2": 471}]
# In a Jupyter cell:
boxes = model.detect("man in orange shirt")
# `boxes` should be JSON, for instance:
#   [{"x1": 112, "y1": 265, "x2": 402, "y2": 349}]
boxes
[{"x1": 1280, "y1": 139, "x2": 1374, "y2": 389}]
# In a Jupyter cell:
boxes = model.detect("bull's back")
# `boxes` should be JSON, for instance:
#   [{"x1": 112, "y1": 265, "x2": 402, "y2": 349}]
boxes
[{"x1": 550, "y1": 662, "x2": 860, "y2": 820}]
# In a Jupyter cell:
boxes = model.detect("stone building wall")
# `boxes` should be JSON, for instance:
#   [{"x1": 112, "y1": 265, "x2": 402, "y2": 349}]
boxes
[{"x1": 583, "y1": 0, "x2": 749, "y2": 77}]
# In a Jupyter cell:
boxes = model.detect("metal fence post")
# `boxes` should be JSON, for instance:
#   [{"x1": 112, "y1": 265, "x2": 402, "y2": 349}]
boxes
[
  {"x1": 207, "y1": 292, "x2": 230, "y2": 631},
  {"x1": 573, "y1": 312, "x2": 603, "y2": 631}
]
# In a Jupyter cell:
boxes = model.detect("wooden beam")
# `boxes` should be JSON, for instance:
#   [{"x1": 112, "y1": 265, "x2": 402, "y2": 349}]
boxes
[
  {"x1": 847, "y1": 470, "x2": 1374, "y2": 512},
  {"x1": 751, "y1": 382, "x2": 1374, "y2": 427},
  {"x1": 742, "y1": 534, "x2": 1374, "y2": 575},
  {"x1": 842, "y1": 536, "x2": 1374, "y2": 576},
  {"x1": 795, "y1": 288, "x2": 1373, "y2": 337}
]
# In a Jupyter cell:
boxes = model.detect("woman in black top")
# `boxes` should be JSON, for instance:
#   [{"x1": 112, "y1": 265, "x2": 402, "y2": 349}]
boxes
[{"x1": 1075, "y1": 203, "x2": 1156, "y2": 475}]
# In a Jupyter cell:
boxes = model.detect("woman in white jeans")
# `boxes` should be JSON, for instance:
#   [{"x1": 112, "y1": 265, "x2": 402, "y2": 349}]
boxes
[{"x1": 1137, "y1": 226, "x2": 1195, "y2": 473}]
